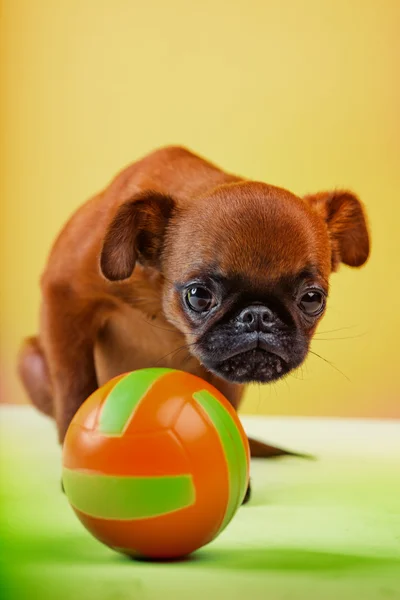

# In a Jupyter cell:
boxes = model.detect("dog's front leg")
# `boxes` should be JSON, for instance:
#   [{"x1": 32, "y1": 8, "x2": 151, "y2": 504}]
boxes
[{"x1": 41, "y1": 284, "x2": 100, "y2": 442}]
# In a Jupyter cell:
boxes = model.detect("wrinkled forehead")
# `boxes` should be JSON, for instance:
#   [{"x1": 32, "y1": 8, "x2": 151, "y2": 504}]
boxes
[{"x1": 169, "y1": 182, "x2": 331, "y2": 283}]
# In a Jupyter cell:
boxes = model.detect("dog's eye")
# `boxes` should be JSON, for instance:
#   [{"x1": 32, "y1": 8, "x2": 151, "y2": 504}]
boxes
[
  {"x1": 299, "y1": 291, "x2": 325, "y2": 316},
  {"x1": 186, "y1": 287, "x2": 214, "y2": 313}
]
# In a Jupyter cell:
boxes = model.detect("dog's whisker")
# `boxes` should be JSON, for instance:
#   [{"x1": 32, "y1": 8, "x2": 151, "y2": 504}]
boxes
[
  {"x1": 257, "y1": 382, "x2": 262, "y2": 414},
  {"x1": 289, "y1": 372, "x2": 301, "y2": 382},
  {"x1": 313, "y1": 333, "x2": 367, "y2": 341},
  {"x1": 154, "y1": 342, "x2": 198, "y2": 366},
  {"x1": 135, "y1": 314, "x2": 198, "y2": 336},
  {"x1": 170, "y1": 347, "x2": 190, "y2": 363},
  {"x1": 289, "y1": 364, "x2": 303, "y2": 381},
  {"x1": 179, "y1": 351, "x2": 194, "y2": 368},
  {"x1": 293, "y1": 364, "x2": 305, "y2": 381},
  {"x1": 314, "y1": 325, "x2": 358, "y2": 335},
  {"x1": 138, "y1": 316, "x2": 181, "y2": 334},
  {"x1": 309, "y1": 350, "x2": 351, "y2": 382}
]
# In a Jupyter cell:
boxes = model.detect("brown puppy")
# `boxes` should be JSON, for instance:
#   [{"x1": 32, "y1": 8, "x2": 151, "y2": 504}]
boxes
[{"x1": 18, "y1": 146, "x2": 369, "y2": 461}]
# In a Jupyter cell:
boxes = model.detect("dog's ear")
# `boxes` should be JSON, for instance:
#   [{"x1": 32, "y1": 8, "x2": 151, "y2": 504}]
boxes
[
  {"x1": 100, "y1": 191, "x2": 176, "y2": 281},
  {"x1": 304, "y1": 190, "x2": 370, "y2": 271}
]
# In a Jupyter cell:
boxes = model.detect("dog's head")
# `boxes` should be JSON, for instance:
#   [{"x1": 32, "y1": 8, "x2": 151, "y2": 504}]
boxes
[{"x1": 100, "y1": 180, "x2": 369, "y2": 384}]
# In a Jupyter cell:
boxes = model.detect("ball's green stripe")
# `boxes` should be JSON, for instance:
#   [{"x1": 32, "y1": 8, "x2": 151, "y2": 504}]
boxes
[
  {"x1": 192, "y1": 390, "x2": 243, "y2": 532},
  {"x1": 62, "y1": 468, "x2": 195, "y2": 520},
  {"x1": 98, "y1": 368, "x2": 174, "y2": 435},
  {"x1": 192, "y1": 390, "x2": 248, "y2": 534}
]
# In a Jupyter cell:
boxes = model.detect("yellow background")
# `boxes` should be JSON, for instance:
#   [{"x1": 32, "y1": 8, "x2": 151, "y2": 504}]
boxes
[{"x1": 1, "y1": 0, "x2": 399, "y2": 417}]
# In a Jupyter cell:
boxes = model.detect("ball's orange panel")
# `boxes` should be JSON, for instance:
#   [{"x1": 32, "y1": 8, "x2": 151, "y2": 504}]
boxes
[
  {"x1": 71, "y1": 374, "x2": 126, "y2": 430},
  {"x1": 63, "y1": 426, "x2": 191, "y2": 477},
  {"x1": 73, "y1": 494, "x2": 216, "y2": 560}
]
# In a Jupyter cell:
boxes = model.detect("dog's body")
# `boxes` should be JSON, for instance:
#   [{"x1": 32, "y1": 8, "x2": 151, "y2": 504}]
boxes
[{"x1": 19, "y1": 147, "x2": 369, "y2": 463}]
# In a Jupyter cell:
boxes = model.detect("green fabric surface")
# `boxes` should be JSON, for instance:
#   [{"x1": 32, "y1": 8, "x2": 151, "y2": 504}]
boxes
[{"x1": 1, "y1": 407, "x2": 399, "y2": 600}]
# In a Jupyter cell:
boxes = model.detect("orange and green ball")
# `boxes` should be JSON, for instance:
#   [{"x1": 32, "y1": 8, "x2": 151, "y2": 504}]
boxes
[{"x1": 62, "y1": 368, "x2": 250, "y2": 559}]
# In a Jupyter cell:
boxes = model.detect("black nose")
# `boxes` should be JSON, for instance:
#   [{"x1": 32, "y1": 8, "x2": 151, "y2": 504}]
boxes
[{"x1": 237, "y1": 305, "x2": 275, "y2": 332}]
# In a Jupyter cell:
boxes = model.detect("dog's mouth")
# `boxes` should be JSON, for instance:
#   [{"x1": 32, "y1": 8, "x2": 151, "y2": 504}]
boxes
[
  {"x1": 200, "y1": 335, "x2": 293, "y2": 384},
  {"x1": 205, "y1": 347, "x2": 290, "y2": 383}
]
